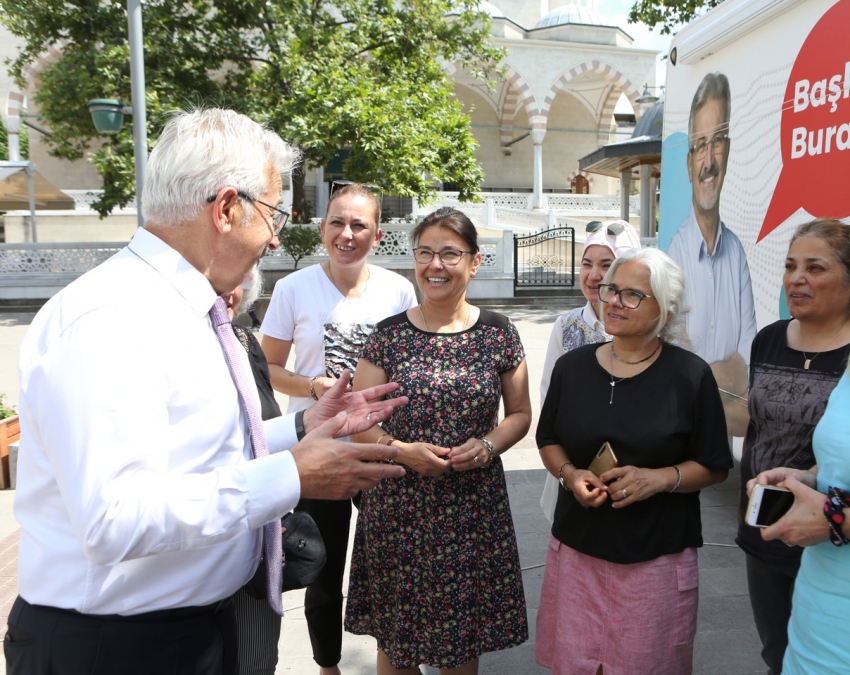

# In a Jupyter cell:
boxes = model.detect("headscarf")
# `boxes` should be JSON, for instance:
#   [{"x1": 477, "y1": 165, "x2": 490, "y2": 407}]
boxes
[{"x1": 581, "y1": 219, "x2": 641, "y2": 259}]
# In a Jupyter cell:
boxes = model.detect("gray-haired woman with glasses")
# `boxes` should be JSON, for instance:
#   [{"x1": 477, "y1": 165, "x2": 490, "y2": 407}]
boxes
[
  {"x1": 539, "y1": 220, "x2": 641, "y2": 523},
  {"x1": 536, "y1": 247, "x2": 732, "y2": 675}
]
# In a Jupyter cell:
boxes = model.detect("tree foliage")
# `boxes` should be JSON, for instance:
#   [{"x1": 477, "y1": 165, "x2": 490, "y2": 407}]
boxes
[
  {"x1": 0, "y1": 119, "x2": 29, "y2": 161},
  {"x1": 277, "y1": 224, "x2": 323, "y2": 269},
  {"x1": 0, "y1": 1, "x2": 503, "y2": 218},
  {"x1": 629, "y1": 0, "x2": 723, "y2": 35}
]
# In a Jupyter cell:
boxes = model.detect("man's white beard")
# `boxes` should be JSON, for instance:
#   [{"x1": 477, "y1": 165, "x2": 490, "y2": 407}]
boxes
[{"x1": 238, "y1": 265, "x2": 264, "y2": 315}]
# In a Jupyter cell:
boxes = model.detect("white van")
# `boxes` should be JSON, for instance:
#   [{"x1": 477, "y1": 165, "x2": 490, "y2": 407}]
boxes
[{"x1": 658, "y1": 0, "x2": 850, "y2": 458}]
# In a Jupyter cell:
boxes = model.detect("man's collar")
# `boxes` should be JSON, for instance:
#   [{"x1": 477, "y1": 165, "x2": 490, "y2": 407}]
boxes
[
  {"x1": 686, "y1": 205, "x2": 725, "y2": 259},
  {"x1": 127, "y1": 227, "x2": 218, "y2": 318}
]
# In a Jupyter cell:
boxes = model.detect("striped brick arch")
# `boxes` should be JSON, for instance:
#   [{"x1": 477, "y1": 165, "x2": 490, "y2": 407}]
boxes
[
  {"x1": 542, "y1": 60, "x2": 643, "y2": 146},
  {"x1": 2, "y1": 41, "x2": 68, "y2": 122},
  {"x1": 445, "y1": 60, "x2": 543, "y2": 143},
  {"x1": 2, "y1": 90, "x2": 25, "y2": 119}
]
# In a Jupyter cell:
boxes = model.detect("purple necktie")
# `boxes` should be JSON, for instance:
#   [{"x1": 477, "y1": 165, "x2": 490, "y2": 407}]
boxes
[{"x1": 210, "y1": 296, "x2": 284, "y2": 616}]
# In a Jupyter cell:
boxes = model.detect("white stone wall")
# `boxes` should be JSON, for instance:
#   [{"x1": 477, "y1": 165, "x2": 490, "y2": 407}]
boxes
[{"x1": 3, "y1": 213, "x2": 138, "y2": 243}]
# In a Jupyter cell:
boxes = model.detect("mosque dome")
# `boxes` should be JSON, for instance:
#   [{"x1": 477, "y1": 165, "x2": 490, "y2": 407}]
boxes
[
  {"x1": 473, "y1": 2, "x2": 507, "y2": 19},
  {"x1": 535, "y1": 3, "x2": 604, "y2": 27}
]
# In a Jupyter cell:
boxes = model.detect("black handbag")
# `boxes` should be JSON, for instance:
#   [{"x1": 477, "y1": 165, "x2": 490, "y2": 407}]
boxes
[{"x1": 244, "y1": 511, "x2": 327, "y2": 598}]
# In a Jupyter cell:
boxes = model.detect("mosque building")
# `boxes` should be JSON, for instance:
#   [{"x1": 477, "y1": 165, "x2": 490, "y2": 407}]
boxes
[
  {"x1": 448, "y1": 0, "x2": 657, "y2": 204},
  {"x1": 0, "y1": 0, "x2": 657, "y2": 231}
]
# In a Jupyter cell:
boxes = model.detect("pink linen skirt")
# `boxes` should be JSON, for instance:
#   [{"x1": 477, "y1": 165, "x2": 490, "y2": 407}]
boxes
[{"x1": 535, "y1": 535, "x2": 698, "y2": 675}]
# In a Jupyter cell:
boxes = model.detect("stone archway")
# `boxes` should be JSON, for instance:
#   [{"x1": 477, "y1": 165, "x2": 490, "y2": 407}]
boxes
[
  {"x1": 1, "y1": 90, "x2": 25, "y2": 120},
  {"x1": 541, "y1": 59, "x2": 644, "y2": 146},
  {"x1": 2, "y1": 40, "x2": 67, "y2": 135},
  {"x1": 445, "y1": 60, "x2": 543, "y2": 129}
]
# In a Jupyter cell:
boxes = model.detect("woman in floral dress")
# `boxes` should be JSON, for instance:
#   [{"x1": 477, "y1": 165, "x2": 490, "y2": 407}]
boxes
[{"x1": 346, "y1": 207, "x2": 532, "y2": 674}]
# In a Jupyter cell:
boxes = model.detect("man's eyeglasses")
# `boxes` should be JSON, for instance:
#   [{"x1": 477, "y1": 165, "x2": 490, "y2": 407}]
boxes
[
  {"x1": 330, "y1": 180, "x2": 384, "y2": 201},
  {"x1": 598, "y1": 283, "x2": 656, "y2": 309},
  {"x1": 206, "y1": 191, "x2": 290, "y2": 235},
  {"x1": 689, "y1": 134, "x2": 729, "y2": 159},
  {"x1": 412, "y1": 248, "x2": 471, "y2": 266},
  {"x1": 586, "y1": 221, "x2": 625, "y2": 236}
]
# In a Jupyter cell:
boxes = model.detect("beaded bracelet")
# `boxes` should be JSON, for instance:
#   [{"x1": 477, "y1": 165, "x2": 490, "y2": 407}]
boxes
[
  {"x1": 824, "y1": 486, "x2": 850, "y2": 547},
  {"x1": 309, "y1": 376, "x2": 320, "y2": 401}
]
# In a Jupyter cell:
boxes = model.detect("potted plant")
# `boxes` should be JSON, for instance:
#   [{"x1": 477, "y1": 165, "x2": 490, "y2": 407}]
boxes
[{"x1": 0, "y1": 395, "x2": 19, "y2": 489}]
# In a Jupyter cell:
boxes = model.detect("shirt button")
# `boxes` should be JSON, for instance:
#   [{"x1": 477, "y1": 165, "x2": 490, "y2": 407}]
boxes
[
  {"x1": 708, "y1": 272, "x2": 713, "y2": 280},
  {"x1": 710, "y1": 321, "x2": 714, "y2": 328}
]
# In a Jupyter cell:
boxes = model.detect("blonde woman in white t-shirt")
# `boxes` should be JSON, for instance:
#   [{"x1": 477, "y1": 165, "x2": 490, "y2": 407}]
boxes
[{"x1": 258, "y1": 183, "x2": 416, "y2": 675}]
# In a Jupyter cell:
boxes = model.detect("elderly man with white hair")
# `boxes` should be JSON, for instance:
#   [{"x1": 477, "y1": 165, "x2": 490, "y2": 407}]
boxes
[{"x1": 6, "y1": 109, "x2": 406, "y2": 675}]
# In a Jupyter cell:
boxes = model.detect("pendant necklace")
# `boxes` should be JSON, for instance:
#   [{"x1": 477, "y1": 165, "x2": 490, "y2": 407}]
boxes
[
  {"x1": 608, "y1": 341, "x2": 661, "y2": 404},
  {"x1": 609, "y1": 371, "x2": 626, "y2": 405},
  {"x1": 801, "y1": 320, "x2": 848, "y2": 370},
  {"x1": 419, "y1": 302, "x2": 470, "y2": 333},
  {"x1": 611, "y1": 339, "x2": 661, "y2": 365}
]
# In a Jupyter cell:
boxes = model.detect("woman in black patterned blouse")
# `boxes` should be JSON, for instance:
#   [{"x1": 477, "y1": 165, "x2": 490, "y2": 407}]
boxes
[{"x1": 345, "y1": 207, "x2": 532, "y2": 674}]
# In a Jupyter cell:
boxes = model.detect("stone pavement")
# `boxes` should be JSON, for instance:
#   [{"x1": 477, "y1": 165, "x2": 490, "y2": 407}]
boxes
[{"x1": 0, "y1": 306, "x2": 767, "y2": 674}]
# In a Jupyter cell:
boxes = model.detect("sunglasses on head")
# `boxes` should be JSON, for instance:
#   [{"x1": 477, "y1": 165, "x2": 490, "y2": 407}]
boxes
[{"x1": 586, "y1": 221, "x2": 625, "y2": 236}]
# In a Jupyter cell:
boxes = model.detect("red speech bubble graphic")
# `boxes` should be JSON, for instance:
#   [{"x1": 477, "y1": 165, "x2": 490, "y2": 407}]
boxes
[{"x1": 758, "y1": 0, "x2": 850, "y2": 242}]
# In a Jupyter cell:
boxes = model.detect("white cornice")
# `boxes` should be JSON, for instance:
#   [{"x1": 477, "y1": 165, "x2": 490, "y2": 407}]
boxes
[{"x1": 493, "y1": 36, "x2": 659, "y2": 57}]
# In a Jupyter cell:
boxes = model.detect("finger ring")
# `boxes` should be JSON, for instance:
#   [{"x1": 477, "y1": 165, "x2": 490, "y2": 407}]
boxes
[
  {"x1": 473, "y1": 456, "x2": 479, "y2": 466},
  {"x1": 782, "y1": 539, "x2": 793, "y2": 547},
  {"x1": 622, "y1": 489, "x2": 628, "y2": 499}
]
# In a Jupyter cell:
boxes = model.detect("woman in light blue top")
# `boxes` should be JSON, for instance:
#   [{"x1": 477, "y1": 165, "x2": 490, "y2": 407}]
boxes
[{"x1": 747, "y1": 368, "x2": 850, "y2": 674}]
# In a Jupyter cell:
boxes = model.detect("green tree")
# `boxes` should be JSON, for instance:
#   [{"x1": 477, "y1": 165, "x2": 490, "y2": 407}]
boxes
[
  {"x1": 0, "y1": 120, "x2": 29, "y2": 161},
  {"x1": 0, "y1": 1, "x2": 502, "y2": 219},
  {"x1": 277, "y1": 224, "x2": 323, "y2": 269},
  {"x1": 629, "y1": 0, "x2": 722, "y2": 35}
]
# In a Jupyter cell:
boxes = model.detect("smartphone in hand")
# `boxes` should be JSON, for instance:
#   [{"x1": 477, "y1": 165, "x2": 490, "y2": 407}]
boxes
[
  {"x1": 588, "y1": 442, "x2": 618, "y2": 478},
  {"x1": 746, "y1": 484, "x2": 794, "y2": 528}
]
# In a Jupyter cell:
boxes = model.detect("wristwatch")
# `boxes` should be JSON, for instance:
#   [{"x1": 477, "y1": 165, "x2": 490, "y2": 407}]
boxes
[
  {"x1": 479, "y1": 437, "x2": 495, "y2": 465},
  {"x1": 295, "y1": 409, "x2": 306, "y2": 441},
  {"x1": 558, "y1": 462, "x2": 575, "y2": 490}
]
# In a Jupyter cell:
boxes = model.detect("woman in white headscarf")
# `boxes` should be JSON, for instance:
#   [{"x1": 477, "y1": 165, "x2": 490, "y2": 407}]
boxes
[{"x1": 538, "y1": 220, "x2": 641, "y2": 522}]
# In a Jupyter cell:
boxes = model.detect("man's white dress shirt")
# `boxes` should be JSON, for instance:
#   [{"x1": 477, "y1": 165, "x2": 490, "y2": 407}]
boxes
[
  {"x1": 667, "y1": 206, "x2": 757, "y2": 367},
  {"x1": 16, "y1": 228, "x2": 301, "y2": 615}
]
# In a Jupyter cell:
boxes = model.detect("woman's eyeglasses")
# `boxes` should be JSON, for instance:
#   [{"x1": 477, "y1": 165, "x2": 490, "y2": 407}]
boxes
[
  {"x1": 598, "y1": 284, "x2": 656, "y2": 309},
  {"x1": 412, "y1": 248, "x2": 471, "y2": 266},
  {"x1": 206, "y1": 191, "x2": 290, "y2": 235}
]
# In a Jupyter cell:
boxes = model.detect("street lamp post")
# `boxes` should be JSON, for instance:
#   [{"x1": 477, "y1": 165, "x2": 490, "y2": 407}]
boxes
[{"x1": 127, "y1": 0, "x2": 148, "y2": 228}]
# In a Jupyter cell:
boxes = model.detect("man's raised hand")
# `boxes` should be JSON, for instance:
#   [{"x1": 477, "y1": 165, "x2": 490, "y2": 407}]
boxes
[
  {"x1": 302, "y1": 370, "x2": 408, "y2": 438},
  {"x1": 291, "y1": 411, "x2": 405, "y2": 499}
]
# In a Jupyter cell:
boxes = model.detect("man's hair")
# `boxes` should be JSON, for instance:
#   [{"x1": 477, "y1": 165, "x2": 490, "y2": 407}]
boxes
[
  {"x1": 237, "y1": 265, "x2": 264, "y2": 315},
  {"x1": 688, "y1": 72, "x2": 731, "y2": 142},
  {"x1": 142, "y1": 108, "x2": 301, "y2": 226}
]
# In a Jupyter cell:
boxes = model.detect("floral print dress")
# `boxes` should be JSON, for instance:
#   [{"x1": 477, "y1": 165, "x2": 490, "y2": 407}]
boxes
[{"x1": 344, "y1": 309, "x2": 529, "y2": 669}]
